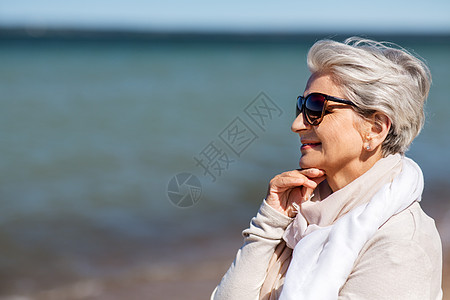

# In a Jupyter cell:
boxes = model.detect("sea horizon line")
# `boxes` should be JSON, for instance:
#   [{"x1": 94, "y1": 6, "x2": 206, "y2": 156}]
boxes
[{"x1": 1, "y1": 25, "x2": 449, "y2": 43}]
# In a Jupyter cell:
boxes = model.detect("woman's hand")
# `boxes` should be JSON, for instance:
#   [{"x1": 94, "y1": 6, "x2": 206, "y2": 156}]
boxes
[{"x1": 266, "y1": 168, "x2": 326, "y2": 217}]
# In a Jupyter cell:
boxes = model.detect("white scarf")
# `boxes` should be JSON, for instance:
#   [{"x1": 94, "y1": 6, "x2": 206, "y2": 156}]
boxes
[{"x1": 279, "y1": 156, "x2": 424, "y2": 300}]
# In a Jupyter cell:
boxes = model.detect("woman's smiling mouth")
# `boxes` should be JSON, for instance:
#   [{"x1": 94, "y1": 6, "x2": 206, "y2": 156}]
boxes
[{"x1": 301, "y1": 142, "x2": 321, "y2": 150}]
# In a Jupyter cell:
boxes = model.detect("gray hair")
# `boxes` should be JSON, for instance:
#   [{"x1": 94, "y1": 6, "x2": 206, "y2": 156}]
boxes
[{"x1": 307, "y1": 37, "x2": 432, "y2": 156}]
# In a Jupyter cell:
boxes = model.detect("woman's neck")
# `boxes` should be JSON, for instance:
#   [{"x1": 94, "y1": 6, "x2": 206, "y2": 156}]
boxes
[{"x1": 326, "y1": 152, "x2": 383, "y2": 192}]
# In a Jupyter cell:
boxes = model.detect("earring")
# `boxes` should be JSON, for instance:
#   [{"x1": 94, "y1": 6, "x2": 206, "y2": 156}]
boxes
[{"x1": 365, "y1": 134, "x2": 372, "y2": 151}]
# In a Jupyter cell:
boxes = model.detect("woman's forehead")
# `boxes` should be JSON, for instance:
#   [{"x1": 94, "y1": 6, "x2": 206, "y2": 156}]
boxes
[{"x1": 304, "y1": 73, "x2": 344, "y2": 99}]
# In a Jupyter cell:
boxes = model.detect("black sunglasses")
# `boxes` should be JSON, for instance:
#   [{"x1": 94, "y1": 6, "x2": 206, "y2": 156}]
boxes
[{"x1": 296, "y1": 92, "x2": 356, "y2": 125}]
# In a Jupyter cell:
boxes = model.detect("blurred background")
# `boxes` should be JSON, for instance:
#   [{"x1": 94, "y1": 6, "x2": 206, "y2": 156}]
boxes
[{"x1": 0, "y1": 0, "x2": 449, "y2": 299}]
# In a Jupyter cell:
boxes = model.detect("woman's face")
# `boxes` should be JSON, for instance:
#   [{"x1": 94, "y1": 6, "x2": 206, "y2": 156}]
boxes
[{"x1": 292, "y1": 73, "x2": 366, "y2": 180}]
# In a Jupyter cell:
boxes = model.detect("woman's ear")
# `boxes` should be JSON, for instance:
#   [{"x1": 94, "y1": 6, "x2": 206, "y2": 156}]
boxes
[{"x1": 365, "y1": 113, "x2": 391, "y2": 151}]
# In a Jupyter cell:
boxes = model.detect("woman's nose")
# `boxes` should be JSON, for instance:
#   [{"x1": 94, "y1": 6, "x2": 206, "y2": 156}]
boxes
[{"x1": 291, "y1": 112, "x2": 310, "y2": 133}]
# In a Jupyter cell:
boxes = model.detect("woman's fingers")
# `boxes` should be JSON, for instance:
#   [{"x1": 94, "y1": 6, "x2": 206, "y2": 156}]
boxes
[
  {"x1": 300, "y1": 168, "x2": 325, "y2": 177},
  {"x1": 266, "y1": 168, "x2": 326, "y2": 217},
  {"x1": 301, "y1": 185, "x2": 315, "y2": 203},
  {"x1": 269, "y1": 176, "x2": 315, "y2": 193},
  {"x1": 269, "y1": 169, "x2": 325, "y2": 191}
]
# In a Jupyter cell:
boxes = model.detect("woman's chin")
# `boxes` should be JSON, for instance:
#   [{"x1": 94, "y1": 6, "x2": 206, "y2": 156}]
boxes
[{"x1": 299, "y1": 158, "x2": 316, "y2": 170}]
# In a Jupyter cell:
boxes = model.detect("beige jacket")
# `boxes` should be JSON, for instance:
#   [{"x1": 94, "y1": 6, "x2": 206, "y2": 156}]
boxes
[
  {"x1": 212, "y1": 201, "x2": 442, "y2": 299},
  {"x1": 212, "y1": 156, "x2": 442, "y2": 299}
]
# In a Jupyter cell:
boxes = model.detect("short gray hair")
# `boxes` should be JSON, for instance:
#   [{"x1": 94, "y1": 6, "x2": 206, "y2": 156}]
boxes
[{"x1": 307, "y1": 37, "x2": 431, "y2": 156}]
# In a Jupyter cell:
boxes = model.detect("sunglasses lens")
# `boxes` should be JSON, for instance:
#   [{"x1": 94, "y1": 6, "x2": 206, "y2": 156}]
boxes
[
  {"x1": 305, "y1": 94, "x2": 326, "y2": 123},
  {"x1": 296, "y1": 97, "x2": 302, "y2": 116}
]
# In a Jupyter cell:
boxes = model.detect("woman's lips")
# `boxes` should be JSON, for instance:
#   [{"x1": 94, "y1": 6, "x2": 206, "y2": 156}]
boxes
[{"x1": 301, "y1": 142, "x2": 321, "y2": 150}]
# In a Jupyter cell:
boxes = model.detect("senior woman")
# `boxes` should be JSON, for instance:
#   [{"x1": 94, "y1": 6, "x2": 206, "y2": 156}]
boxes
[{"x1": 211, "y1": 37, "x2": 442, "y2": 300}]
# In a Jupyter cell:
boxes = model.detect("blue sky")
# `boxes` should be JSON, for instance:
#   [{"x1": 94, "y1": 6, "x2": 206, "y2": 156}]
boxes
[{"x1": 1, "y1": 0, "x2": 450, "y2": 33}]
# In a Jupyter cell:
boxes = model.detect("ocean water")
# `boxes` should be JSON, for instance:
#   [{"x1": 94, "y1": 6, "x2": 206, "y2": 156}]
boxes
[{"x1": 1, "y1": 35, "x2": 449, "y2": 296}]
